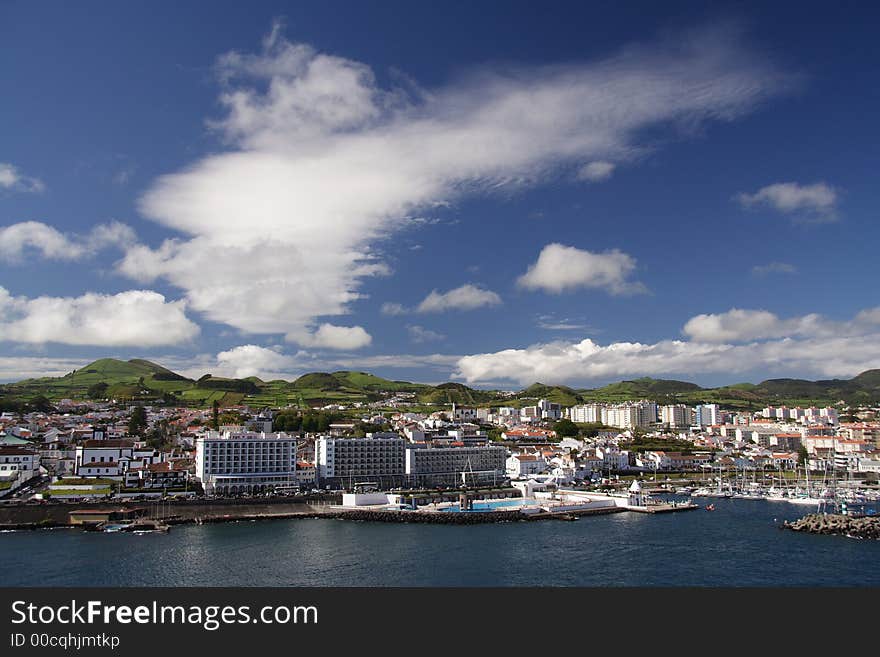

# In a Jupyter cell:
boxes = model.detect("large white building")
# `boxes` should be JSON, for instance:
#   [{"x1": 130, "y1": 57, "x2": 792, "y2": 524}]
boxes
[
  {"x1": 694, "y1": 404, "x2": 720, "y2": 427},
  {"x1": 569, "y1": 404, "x2": 603, "y2": 424},
  {"x1": 406, "y1": 444, "x2": 507, "y2": 486},
  {"x1": 74, "y1": 440, "x2": 161, "y2": 480},
  {"x1": 0, "y1": 447, "x2": 40, "y2": 493},
  {"x1": 602, "y1": 402, "x2": 657, "y2": 429},
  {"x1": 195, "y1": 430, "x2": 298, "y2": 495},
  {"x1": 315, "y1": 435, "x2": 406, "y2": 488},
  {"x1": 660, "y1": 404, "x2": 692, "y2": 428}
]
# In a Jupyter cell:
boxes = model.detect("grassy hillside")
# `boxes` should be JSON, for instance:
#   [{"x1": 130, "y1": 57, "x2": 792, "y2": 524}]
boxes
[{"x1": 3, "y1": 358, "x2": 880, "y2": 411}]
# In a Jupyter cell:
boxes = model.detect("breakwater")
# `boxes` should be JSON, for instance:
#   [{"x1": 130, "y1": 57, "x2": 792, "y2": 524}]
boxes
[{"x1": 783, "y1": 513, "x2": 880, "y2": 539}]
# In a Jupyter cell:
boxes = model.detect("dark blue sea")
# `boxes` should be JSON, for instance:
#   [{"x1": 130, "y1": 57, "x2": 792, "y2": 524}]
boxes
[{"x1": 1, "y1": 499, "x2": 877, "y2": 586}]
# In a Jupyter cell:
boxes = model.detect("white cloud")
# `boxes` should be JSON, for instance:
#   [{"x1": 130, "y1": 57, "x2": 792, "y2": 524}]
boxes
[
  {"x1": 0, "y1": 162, "x2": 45, "y2": 193},
  {"x1": 216, "y1": 344, "x2": 297, "y2": 379},
  {"x1": 736, "y1": 182, "x2": 838, "y2": 221},
  {"x1": 381, "y1": 302, "x2": 407, "y2": 316},
  {"x1": 292, "y1": 323, "x2": 372, "y2": 350},
  {"x1": 0, "y1": 357, "x2": 98, "y2": 383},
  {"x1": 0, "y1": 287, "x2": 199, "y2": 347},
  {"x1": 456, "y1": 305, "x2": 880, "y2": 385},
  {"x1": 681, "y1": 307, "x2": 880, "y2": 343},
  {"x1": 209, "y1": 343, "x2": 460, "y2": 380},
  {"x1": 454, "y1": 334, "x2": 880, "y2": 386},
  {"x1": 124, "y1": 23, "x2": 791, "y2": 346},
  {"x1": 577, "y1": 161, "x2": 616, "y2": 182},
  {"x1": 537, "y1": 314, "x2": 594, "y2": 331},
  {"x1": 407, "y1": 324, "x2": 445, "y2": 343},
  {"x1": 517, "y1": 243, "x2": 646, "y2": 295},
  {"x1": 416, "y1": 284, "x2": 502, "y2": 313},
  {"x1": 751, "y1": 262, "x2": 797, "y2": 276},
  {"x1": 0, "y1": 221, "x2": 136, "y2": 263}
]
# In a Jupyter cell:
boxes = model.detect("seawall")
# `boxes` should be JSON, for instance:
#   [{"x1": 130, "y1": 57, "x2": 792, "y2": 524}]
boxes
[{"x1": 783, "y1": 514, "x2": 880, "y2": 539}]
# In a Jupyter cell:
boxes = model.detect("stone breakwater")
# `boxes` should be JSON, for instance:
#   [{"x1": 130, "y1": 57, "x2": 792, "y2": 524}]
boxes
[{"x1": 784, "y1": 514, "x2": 880, "y2": 539}]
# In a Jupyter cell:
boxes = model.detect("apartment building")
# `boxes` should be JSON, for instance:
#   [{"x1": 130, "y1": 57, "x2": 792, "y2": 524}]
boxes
[
  {"x1": 315, "y1": 435, "x2": 406, "y2": 489},
  {"x1": 195, "y1": 430, "x2": 298, "y2": 495},
  {"x1": 406, "y1": 444, "x2": 507, "y2": 486}
]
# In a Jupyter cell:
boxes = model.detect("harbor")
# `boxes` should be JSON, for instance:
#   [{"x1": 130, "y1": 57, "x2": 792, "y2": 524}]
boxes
[{"x1": 2, "y1": 496, "x2": 877, "y2": 587}]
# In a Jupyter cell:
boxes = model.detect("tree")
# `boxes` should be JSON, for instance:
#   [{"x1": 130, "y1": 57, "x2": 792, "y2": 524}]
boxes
[
  {"x1": 128, "y1": 405, "x2": 148, "y2": 436},
  {"x1": 87, "y1": 382, "x2": 109, "y2": 399},
  {"x1": 797, "y1": 445, "x2": 809, "y2": 466},
  {"x1": 553, "y1": 419, "x2": 579, "y2": 438}
]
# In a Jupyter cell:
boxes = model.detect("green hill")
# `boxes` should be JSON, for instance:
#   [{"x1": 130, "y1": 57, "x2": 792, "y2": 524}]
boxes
[
  {"x1": 3, "y1": 358, "x2": 880, "y2": 411},
  {"x1": 520, "y1": 383, "x2": 583, "y2": 406},
  {"x1": 417, "y1": 382, "x2": 496, "y2": 405},
  {"x1": 581, "y1": 377, "x2": 703, "y2": 403}
]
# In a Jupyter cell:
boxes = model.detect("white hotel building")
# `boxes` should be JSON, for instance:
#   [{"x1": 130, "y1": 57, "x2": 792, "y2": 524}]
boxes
[
  {"x1": 406, "y1": 444, "x2": 507, "y2": 487},
  {"x1": 315, "y1": 434, "x2": 407, "y2": 489},
  {"x1": 195, "y1": 430, "x2": 298, "y2": 495}
]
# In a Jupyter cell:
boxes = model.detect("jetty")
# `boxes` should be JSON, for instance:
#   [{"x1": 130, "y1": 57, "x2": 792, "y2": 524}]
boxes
[{"x1": 783, "y1": 513, "x2": 880, "y2": 539}]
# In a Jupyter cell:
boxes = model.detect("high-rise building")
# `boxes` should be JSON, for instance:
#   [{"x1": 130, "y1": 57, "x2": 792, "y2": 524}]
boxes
[
  {"x1": 315, "y1": 435, "x2": 406, "y2": 488},
  {"x1": 195, "y1": 430, "x2": 298, "y2": 495},
  {"x1": 660, "y1": 404, "x2": 692, "y2": 428}
]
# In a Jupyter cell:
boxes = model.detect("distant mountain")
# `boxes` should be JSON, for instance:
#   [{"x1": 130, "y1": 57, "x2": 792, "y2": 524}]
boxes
[{"x1": 2, "y1": 358, "x2": 879, "y2": 410}]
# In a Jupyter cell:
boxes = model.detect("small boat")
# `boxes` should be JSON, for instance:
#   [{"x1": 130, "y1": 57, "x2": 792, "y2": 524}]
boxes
[{"x1": 705, "y1": 504, "x2": 715, "y2": 511}]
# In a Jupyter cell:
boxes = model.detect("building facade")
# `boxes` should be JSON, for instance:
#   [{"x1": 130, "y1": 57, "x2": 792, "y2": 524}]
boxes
[
  {"x1": 195, "y1": 430, "x2": 298, "y2": 495},
  {"x1": 315, "y1": 435, "x2": 406, "y2": 489},
  {"x1": 406, "y1": 444, "x2": 507, "y2": 486}
]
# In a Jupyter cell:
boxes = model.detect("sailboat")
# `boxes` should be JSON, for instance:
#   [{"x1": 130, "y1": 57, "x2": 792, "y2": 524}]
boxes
[{"x1": 787, "y1": 464, "x2": 826, "y2": 507}]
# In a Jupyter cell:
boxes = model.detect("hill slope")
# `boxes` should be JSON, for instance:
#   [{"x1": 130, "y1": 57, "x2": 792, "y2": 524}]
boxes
[{"x1": 3, "y1": 359, "x2": 880, "y2": 410}]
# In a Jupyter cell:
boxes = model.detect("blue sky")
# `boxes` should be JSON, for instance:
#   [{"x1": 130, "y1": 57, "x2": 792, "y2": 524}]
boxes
[{"x1": 2, "y1": 1, "x2": 880, "y2": 387}]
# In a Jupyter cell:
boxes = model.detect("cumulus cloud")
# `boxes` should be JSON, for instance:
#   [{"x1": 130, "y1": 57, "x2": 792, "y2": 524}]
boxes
[
  {"x1": 407, "y1": 324, "x2": 445, "y2": 343},
  {"x1": 454, "y1": 305, "x2": 880, "y2": 385},
  {"x1": 293, "y1": 323, "x2": 372, "y2": 350},
  {"x1": 123, "y1": 22, "x2": 791, "y2": 346},
  {"x1": 0, "y1": 162, "x2": 45, "y2": 193},
  {"x1": 416, "y1": 284, "x2": 502, "y2": 313},
  {"x1": 751, "y1": 262, "x2": 797, "y2": 276},
  {"x1": 736, "y1": 181, "x2": 838, "y2": 221},
  {"x1": 455, "y1": 334, "x2": 880, "y2": 386},
  {"x1": 0, "y1": 221, "x2": 136, "y2": 263},
  {"x1": 211, "y1": 343, "x2": 459, "y2": 380},
  {"x1": 0, "y1": 287, "x2": 199, "y2": 347},
  {"x1": 682, "y1": 307, "x2": 880, "y2": 343},
  {"x1": 577, "y1": 161, "x2": 616, "y2": 182},
  {"x1": 517, "y1": 243, "x2": 646, "y2": 295},
  {"x1": 216, "y1": 344, "x2": 297, "y2": 379}
]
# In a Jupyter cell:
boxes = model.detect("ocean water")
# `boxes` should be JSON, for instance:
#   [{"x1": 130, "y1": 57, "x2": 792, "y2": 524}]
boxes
[{"x1": 1, "y1": 499, "x2": 877, "y2": 586}]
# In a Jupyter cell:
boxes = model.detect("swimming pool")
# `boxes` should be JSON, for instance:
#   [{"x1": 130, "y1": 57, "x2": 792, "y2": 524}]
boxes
[{"x1": 440, "y1": 498, "x2": 537, "y2": 512}]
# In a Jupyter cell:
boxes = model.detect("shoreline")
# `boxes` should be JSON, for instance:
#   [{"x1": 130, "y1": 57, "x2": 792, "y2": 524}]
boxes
[{"x1": 0, "y1": 500, "x2": 629, "y2": 530}]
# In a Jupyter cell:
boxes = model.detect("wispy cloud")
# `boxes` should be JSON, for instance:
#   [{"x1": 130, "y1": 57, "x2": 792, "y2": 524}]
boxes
[
  {"x1": 0, "y1": 162, "x2": 45, "y2": 193},
  {"x1": 577, "y1": 161, "x2": 616, "y2": 182},
  {"x1": 736, "y1": 181, "x2": 838, "y2": 222},
  {"x1": 119, "y1": 21, "x2": 792, "y2": 347},
  {"x1": 407, "y1": 324, "x2": 445, "y2": 343},
  {"x1": 751, "y1": 261, "x2": 797, "y2": 276}
]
